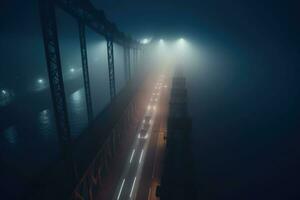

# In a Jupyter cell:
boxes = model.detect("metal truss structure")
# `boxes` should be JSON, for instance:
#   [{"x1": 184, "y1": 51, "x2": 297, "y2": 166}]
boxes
[
  {"x1": 39, "y1": 0, "x2": 78, "y2": 181},
  {"x1": 106, "y1": 35, "x2": 116, "y2": 99},
  {"x1": 124, "y1": 45, "x2": 131, "y2": 81},
  {"x1": 78, "y1": 21, "x2": 93, "y2": 122},
  {"x1": 38, "y1": 0, "x2": 141, "y2": 197}
]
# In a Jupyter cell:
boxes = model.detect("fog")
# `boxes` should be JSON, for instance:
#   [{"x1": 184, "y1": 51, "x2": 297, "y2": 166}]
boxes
[{"x1": 1, "y1": 0, "x2": 300, "y2": 199}]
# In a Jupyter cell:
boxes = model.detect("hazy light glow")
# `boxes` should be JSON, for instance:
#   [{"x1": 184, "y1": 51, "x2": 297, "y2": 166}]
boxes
[
  {"x1": 37, "y1": 78, "x2": 44, "y2": 84},
  {"x1": 159, "y1": 39, "x2": 164, "y2": 44},
  {"x1": 2, "y1": 89, "x2": 7, "y2": 95},
  {"x1": 141, "y1": 38, "x2": 150, "y2": 44},
  {"x1": 70, "y1": 68, "x2": 75, "y2": 72},
  {"x1": 177, "y1": 38, "x2": 187, "y2": 48}
]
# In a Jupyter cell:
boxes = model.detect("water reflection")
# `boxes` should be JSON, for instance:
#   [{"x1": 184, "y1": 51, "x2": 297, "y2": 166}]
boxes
[
  {"x1": 68, "y1": 88, "x2": 88, "y2": 138},
  {"x1": 38, "y1": 109, "x2": 55, "y2": 140},
  {"x1": 0, "y1": 89, "x2": 14, "y2": 106},
  {"x1": 3, "y1": 126, "x2": 18, "y2": 145},
  {"x1": 64, "y1": 66, "x2": 82, "y2": 81},
  {"x1": 33, "y1": 77, "x2": 48, "y2": 91}
]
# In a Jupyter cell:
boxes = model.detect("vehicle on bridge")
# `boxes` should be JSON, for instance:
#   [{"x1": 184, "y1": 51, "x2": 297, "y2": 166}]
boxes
[{"x1": 138, "y1": 116, "x2": 152, "y2": 139}]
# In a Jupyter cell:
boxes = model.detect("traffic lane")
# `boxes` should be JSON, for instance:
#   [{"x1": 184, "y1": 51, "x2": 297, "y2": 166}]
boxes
[
  {"x1": 131, "y1": 117, "x2": 157, "y2": 199},
  {"x1": 116, "y1": 121, "x2": 154, "y2": 200},
  {"x1": 148, "y1": 127, "x2": 166, "y2": 200},
  {"x1": 114, "y1": 76, "x2": 164, "y2": 200},
  {"x1": 128, "y1": 107, "x2": 159, "y2": 200},
  {"x1": 114, "y1": 138, "x2": 140, "y2": 200},
  {"x1": 135, "y1": 112, "x2": 162, "y2": 199},
  {"x1": 136, "y1": 78, "x2": 169, "y2": 200},
  {"x1": 97, "y1": 72, "x2": 163, "y2": 200},
  {"x1": 136, "y1": 130, "x2": 161, "y2": 200},
  {"x1": 117, "y1": 140, "x2": 144, "y2": 200},
  {"x1": 119, "y1": 157, "x2": 138, "y2": 200}
]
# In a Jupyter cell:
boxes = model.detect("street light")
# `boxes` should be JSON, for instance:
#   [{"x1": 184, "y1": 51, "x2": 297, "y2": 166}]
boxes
[
  {"x1": 141, "y1": 38, "x2": 150, "y2": 44},
  {"x1": 179, "y1": 38, "x2": 185, "y2": 43},
  {"x1": 37, "y1": 78, "x2": 44, "y2": 84}
]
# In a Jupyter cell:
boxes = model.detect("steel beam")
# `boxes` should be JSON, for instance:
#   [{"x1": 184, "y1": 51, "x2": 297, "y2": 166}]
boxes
[
  {"x1": 124, "y1": 46, "x2": 131, "y2": 81},
  {"x1": 134, "y1": 48, "x2": 138, "y2": 71},
  {"x1": 39, "y1": 0, "x2": 77, "y2": 181},
  {"x1": 106, "y1": 36, "x2": 116, "y2": 99},
  {"x1": 56, "y1": 0, "x2": 139, "y2": 47},
  {"x1": 78, "y1": 22, "x2": 93, "y2": 122}
]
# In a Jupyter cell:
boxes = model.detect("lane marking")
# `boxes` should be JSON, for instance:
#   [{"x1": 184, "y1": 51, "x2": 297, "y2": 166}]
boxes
[
  {"x1": 139, "y1": 149, "x2": 144, "y2": 164},
  {"x1": 130, "y1": 149, "x2": 136, "y2": 163},
  {"x1": 117, "y1": 179, "x2": 125, "y2": 200},
  {"x1": 130, "y1": 177, "x2": 137, "y2": 198}
]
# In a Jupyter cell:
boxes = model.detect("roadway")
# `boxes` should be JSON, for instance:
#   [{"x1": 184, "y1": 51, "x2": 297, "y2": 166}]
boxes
[
  {"x1": 135, "y1": 74, "x2": 169, "y2": 200},
  {"x1": 112, "y1": 73, "x2": 169, "y2": 200}
]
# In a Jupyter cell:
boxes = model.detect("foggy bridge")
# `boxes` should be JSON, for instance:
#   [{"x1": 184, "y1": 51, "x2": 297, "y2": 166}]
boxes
[
  {"x1": 2, "y1": 0, "x2": 297, "y2": 200},
  {"x1": 0, "y1": 1, "x2": 196, "y2": 200},
  {"x1": 1, "y1": 0, "x2": 142, "y2": 199}
]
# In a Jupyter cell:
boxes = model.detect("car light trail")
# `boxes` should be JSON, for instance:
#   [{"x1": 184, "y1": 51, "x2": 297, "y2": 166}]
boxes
[
  {"x1": 113, "y1": 77, "x2": 164, "y2": 200},
  {"x1": 139, "y1": 149, "x2": 144, "y2": 164},
  {"x1": 130, "y1": 149, "x2": 135, "y2": 163},
  {"x1": 130, "y1": 177, "x2": 137, "y2": 198},
  {"x1": 117, "y1": 179, "x2": 125, "y2": 200}
]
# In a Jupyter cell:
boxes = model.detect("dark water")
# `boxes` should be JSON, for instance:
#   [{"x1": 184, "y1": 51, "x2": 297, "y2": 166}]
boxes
[
  {"x1": 0, "y1": 65, "x2": 127, "y2": 199},
  {"x1": 0, "y1": 87, "x2": 87, "y2": 178}
]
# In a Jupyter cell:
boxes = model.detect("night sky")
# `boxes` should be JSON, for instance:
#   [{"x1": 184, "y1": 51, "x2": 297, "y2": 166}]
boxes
[{"x1": 1, "y1": 0, "x2": 300, "y2": 199}]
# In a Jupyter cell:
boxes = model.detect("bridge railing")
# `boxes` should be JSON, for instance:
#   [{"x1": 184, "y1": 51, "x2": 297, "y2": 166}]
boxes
[{"x1": 71, "y1": 96, "x2": 140, "y2": 200}]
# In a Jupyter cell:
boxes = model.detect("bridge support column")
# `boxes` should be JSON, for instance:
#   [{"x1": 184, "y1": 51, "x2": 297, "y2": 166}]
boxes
[
  {"x1": 124, "y1": 46, "x2": 131, "y2": 81},
  {"x1": 106, "y1": 36, "x2": 116, "y2": 99},
  {"x1": 134, "y1": 48, "x2": 138, "y2": 71},
  {"x1": 78, "y1": 22, "x2": 93, "y2": 122},
  {"x1": 39, "y1": 0, "x2": 77, "y2": 183}
]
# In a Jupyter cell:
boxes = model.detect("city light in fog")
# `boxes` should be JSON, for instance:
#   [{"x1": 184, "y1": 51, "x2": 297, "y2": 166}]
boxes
[
  {"x1": 37, "y1": 78, "x2": 44, "y2": 84},
  {"x1": 1, "y1": 89, "x2": 7, "y2": 95},
  {"x1": 70, "y1": 68, "x2": 75, "y2": 73},
  {"x1": 179, "y1": 38, "x2": 185, "y2": 43},
  {"x1": 34, "y1": 78, "x2": 47, "y2": 91},
  {"x1": 141, "y1": 38, "x2": 151, "y2": 44}
]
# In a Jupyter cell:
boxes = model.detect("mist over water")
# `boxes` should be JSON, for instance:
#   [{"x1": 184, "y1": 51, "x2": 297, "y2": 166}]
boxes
[{"x1": 0, "y1": 1, "x2": 128, "y2": 198}]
